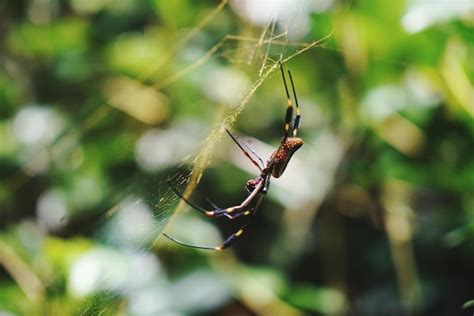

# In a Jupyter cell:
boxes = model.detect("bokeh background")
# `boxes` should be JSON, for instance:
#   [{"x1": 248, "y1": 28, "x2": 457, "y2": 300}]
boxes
[{"x1": 0, "y1": 0, "x2": 473, "y2": 315}]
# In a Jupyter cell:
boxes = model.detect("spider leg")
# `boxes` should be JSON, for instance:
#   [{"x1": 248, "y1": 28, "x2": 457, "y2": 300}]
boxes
[
  {"x1": 287, "y1": 70, "x2": 301, "y2": 137},
  {"x1": 213, "y1": 188, "x2": 266, "y2": 251},
  {"x1": 242, "y1": 143, "x2": 265, "y2": 169},
  {"x1": 193, "y1": 186, "x2": 224, "y2": 211},
  {"x1": 164, "y1": 177, "x2": 267, "y2": 250},
  {"x1": 163, "y1": 232, "x2": 223, "y2": 250},
  {"x1": 225, "y1": 129, "x2": 264, "y2": 171},
  {"x1": 163, "y1": 192, "x2": 266, "y2": 250},
  {"x1": 214, "y1": 175, "x2": 267, "y2": 219},
  {"x1": 163, "y1": 223, "x2": 250, "y2": 251},
  {"x1": 240, "y1": 140, "x2": 265, "y2": 169},
  {"x1": 204, "y1": 196, "x2": 220, "y2": 209},
  {"x1": 171, "y1": 185, "x2": 216, "y2": 217},
  {"x1": 206, "y1": 179, "x2": 264, "y2": 218},
  {"x1": 216, "y1": 224, "x2": 249, "y2": 250},
  {"x1": 166, "y1": 194, "x2": 266, "y2": 250},
  {"x1": 246, "y1": 192, "x2": 264, "y2": 217},
  {"x1": 171, "y1": 177, "x2": 264, "y2": 219},
  {"x1": 221, "y1": 192, "x2": 264, "y2": 219},
  {"x1": 204, "y1": 196, "x2": 254, "y2": 219},
  {"x1": 280, "y1": 62, "x2": 294, "y2": 139}
]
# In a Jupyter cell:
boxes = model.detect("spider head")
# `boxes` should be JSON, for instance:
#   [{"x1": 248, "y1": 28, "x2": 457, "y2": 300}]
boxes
[{"x1": 245, "y1": 177, "x2": 262, "y2": 193}]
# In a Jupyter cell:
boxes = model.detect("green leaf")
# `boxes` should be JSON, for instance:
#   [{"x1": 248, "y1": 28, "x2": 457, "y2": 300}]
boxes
[{"x1": 464, "y1": 300, "x2": 474, "y2": 309}]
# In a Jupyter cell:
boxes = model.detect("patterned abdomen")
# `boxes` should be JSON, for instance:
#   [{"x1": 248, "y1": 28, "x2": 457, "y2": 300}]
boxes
[{"x1": 270, "y1": 137, "x2": 303, "y2": 178}]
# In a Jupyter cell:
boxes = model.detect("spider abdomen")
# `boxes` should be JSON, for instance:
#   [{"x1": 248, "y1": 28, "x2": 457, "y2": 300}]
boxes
[{"x1": 270, "y1": 137, "x2": 303, "y2": 178}]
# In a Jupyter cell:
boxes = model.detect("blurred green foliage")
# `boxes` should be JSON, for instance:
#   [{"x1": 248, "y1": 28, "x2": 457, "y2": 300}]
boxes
[{"x1": 0, "y1": 0, "x2": 473, "y2": 315}]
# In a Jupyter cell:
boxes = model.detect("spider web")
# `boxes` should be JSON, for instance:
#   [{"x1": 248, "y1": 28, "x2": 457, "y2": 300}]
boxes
[{"x1": 69, "y1": 2, "x2": 340, "y2": 314}]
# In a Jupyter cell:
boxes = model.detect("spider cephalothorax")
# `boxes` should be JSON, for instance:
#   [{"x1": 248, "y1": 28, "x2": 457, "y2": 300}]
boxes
[
  {"x1": 245, "y1": 177, "x2": 263, "y2": 193},
  {"x1": 165, "y1": 62, "x2": 303, "y2": 250}
]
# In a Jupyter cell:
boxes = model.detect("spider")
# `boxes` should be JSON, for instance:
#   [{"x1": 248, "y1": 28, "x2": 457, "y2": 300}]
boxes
[{"x1": 164, "y1": 62, "x2": 303, "y2": 250}]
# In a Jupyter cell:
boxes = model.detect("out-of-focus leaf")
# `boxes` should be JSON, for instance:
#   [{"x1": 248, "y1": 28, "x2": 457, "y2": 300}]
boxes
[
  {"x1": 285, "y1": 285, "x2": 347, "y2": 314},
  {"x1": 464, "y1": 300, "x2": 474, "y2": 309},
  {"x1": 7, "y1": 19, "x2": 88, "y2": 59}
]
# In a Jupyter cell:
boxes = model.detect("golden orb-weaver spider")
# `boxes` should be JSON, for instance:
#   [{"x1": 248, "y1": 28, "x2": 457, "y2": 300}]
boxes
[{"x1": 164, "y1": 62, "x2": 303, "y2": 250}]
